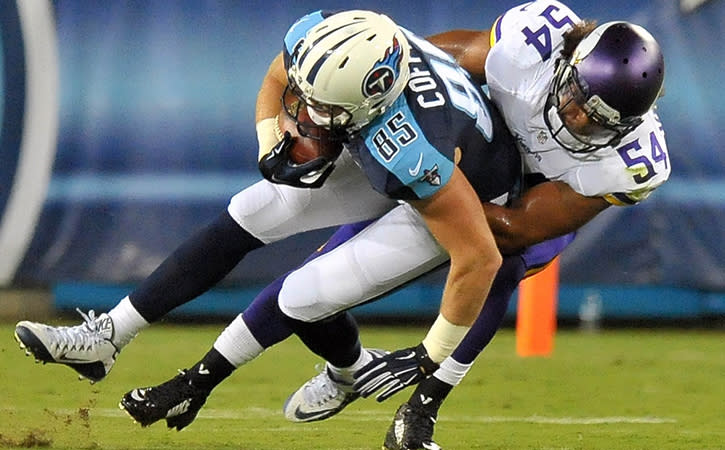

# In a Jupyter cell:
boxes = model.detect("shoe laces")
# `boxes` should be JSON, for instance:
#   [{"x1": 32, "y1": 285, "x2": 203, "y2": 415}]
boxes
[
  {"x1": 302, "y1": 365, "x2": 344, "y2": 406},
  {"x1": 48, "y1": 309, "x2": 110, "y2": 353}
]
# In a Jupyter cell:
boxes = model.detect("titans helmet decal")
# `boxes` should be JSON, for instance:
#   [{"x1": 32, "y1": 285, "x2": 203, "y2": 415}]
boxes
[{"x1": 362, "y1": 36, "x2": 403, "y2": 97}]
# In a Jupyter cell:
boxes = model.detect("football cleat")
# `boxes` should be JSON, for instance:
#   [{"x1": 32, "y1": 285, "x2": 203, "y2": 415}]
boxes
[
  {"x1": 283, "y1": 364, "x2": 358, "y2": 422},
  {"x1": 14, "y1": 309, "x2": 119, "y2": 383},
  {"x1": 119, "y1": 370, "x2": 209, "y2": 431},
  {"x1": 283, "y1": 349, "x2": 386, "y2": 423},
  {"x1": 383, "y1": 403, "x2": 442, "y2": 450}
]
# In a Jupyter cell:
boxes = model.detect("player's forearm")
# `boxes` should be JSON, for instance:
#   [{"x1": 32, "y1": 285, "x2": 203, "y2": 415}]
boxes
[
  {"x1": 484, "y1": 181, "x2": 610, "y2": 254},
  {"x1": 484, "y1": 202, "x2": 539, "y2": 253},
  {"x1": 412, "y1": 168, "x2": 502, "y2": 361},
  {"x1": 438, "y1": 255, "x2": 500, "y2": 326},
  {"x1": 424, "y1": 254, "x2": 500, "y2": 363}
]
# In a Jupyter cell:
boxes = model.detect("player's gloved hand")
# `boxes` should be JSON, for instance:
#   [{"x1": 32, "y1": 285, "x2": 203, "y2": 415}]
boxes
[
  {"x1": 353, "y1": 343, "x2": 439, "y2": 402},
  {"x1": 258, "y1": 131, "x2": 335, "y2": 189}
]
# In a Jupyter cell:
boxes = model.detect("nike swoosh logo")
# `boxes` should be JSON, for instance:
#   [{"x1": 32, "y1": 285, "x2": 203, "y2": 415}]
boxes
[
  {"x1": 408, "y1": 153, "x2": 424, "y2": 177},
  {"x1": 198, "y1": 363, "x2": 210, "y2": 375},
  {"x1": 293, "y1": 406, "x2": 332, "y2": 421},
  {"x1": 57, "y1": 353, "x2": 98, "y2": 363},
  {"x1": 299, "y1": 161, "x2": 333, "y2": 185},
  {"x1": 130, "y1": 388, "x2": 147, "y2": 402}
]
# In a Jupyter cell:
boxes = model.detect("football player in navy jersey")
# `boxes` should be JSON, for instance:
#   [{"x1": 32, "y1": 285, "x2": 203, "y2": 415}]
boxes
[
  {"x1": 347, "y1": 2, "x2": 669, "y2": 448},
  {"x1": 15, "y1": 9, "x2": 524, "y2": 434}
]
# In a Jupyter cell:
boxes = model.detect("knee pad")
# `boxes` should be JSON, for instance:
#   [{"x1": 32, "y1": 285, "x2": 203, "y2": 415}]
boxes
[
  {"x1": 227, "y1": 181, "x2": 312, "y2": 243},
  {"x1": 277, "y1": 261, "x2": 364, "y2": 322}
]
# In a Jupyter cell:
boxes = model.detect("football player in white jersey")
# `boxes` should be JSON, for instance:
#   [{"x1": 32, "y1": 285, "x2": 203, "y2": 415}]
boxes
[{"x1": 350, "y1": 1, "x2": 670, "y2": 448}]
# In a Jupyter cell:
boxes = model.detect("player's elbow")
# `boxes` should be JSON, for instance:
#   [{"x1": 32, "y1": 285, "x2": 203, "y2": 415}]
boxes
[
  {"x1": 496, "y1": 233, "x2": 531, "y2": 255},
  {"x1": 492, "y1": 216, "x2": 548, "y2": 255},
  {"x1": 481, "y1": 249, "x2": 503, "y2": 278}
]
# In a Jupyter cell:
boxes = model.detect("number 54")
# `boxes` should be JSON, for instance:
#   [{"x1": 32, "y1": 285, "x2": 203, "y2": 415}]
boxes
[{"x1": 616, "y1": 131, "x2": 668, "y2": 184}]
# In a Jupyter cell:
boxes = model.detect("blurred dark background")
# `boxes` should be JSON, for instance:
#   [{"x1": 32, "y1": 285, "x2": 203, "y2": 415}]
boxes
[{"x1": 1, "y1": 0, "x2": 723, "y2": 325}]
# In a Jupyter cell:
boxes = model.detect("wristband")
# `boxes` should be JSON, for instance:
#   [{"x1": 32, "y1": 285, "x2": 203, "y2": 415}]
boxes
[
  {"x1": 256, "y1": 117, "x2": 283, "y2": 161},
  {"x1": 421, "y1": 314, "x2": 471, "y2": 363}
]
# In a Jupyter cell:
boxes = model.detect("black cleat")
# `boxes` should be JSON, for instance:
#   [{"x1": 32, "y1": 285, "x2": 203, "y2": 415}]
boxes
[
  {"x1": 383, "y1": 403, "x2": 442, "y2": 450},
  {"x1": 119, "y1": 370, "x2": 209, "y2": 430}
]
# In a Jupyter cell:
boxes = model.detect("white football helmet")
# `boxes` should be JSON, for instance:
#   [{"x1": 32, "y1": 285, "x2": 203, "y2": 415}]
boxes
[{"x1": 285, "y1": 10, "x2": 410, "y2": 134}]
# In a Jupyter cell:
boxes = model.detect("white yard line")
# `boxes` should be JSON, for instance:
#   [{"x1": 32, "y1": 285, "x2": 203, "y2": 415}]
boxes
[{"x1": 30, "y1": 407, "x2": 676, "y2": 425}]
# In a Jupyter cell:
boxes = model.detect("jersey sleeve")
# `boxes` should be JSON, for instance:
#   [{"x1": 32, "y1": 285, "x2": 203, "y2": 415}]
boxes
[
  {"x1": 578, "y1": 110, "x2": 671, "y2": 206},
  {"x1": 604, "y1": 189, "x2": 655, "y2": 206},
  {"x1": 485, "y1": 1, "x2": 580, "y2": 98},
  {"x1": 353, "y1": 99, "x2": 457, "y2": 201}
]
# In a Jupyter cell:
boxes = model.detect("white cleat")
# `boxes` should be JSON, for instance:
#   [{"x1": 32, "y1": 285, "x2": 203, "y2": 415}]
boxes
[
  {"x1": 283, "y1": 349, "x2": 387, "y2": 422},
  {"x1": 14, "y1": 309, "x2": 119, "y2": 383}
]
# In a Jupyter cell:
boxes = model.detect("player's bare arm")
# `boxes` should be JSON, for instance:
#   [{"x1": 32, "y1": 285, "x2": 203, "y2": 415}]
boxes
[
  {"x1": 427, "y1": 30, "x2": 491, "y2": 84},
  {"x1": 354, "y1": 166, "x2": 503, "y2": 401},
  {"x1": 255, "y1": 52, "x2": 287, "y2": 122},
  {"x1": 255, "y1": 52, "x2": 288, "y2": 160},
  {"x1": 484, "y1": 181, "x2": 610, "y2": 254},
  {"x1": 410, "y1": 166, "x2": 501, "y2": 327}
]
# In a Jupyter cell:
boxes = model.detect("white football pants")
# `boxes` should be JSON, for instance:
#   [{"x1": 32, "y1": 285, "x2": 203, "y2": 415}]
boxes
[{"x1": 226, "y1": 149, "x2": 450, "y2": 322}]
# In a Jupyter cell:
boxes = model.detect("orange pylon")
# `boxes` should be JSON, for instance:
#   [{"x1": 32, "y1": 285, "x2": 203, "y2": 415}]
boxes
[{"x1": 516, "y1": 257, "x2": 559, "y2": 357}]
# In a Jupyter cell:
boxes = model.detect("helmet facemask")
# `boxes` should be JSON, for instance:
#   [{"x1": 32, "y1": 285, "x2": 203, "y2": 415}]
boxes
[
  {"x1": 544, "y1": 61, "x2": 642, "y2": 153},
  {"x1": 281, "y1": 82, "x2": 350, "y2": 143}
]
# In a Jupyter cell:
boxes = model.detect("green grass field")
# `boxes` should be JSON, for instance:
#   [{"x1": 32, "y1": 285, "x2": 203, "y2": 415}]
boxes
[{"x1": 1, "y1": 322, "x2": 723, "y2": 449}]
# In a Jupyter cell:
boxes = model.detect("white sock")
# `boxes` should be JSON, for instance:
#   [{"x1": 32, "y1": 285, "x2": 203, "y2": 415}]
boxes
[
  {"x1": 433, "y1": 357, "x2": 473, "y2": 386},
  {"x1": 213, "y1": 314, "x2": 264, "y2": 368},
  {"x1": 327, "y1": 347, "x2": 375, "y2": 385},
  {"x1": 107, "y1": 296, "x2": 149, "y2": 348}
]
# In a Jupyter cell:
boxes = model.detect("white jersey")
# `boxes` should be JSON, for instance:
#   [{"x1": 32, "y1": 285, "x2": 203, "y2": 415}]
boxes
[{"x1": 485, "y1": 0, "x2": 670, "y2": 205}]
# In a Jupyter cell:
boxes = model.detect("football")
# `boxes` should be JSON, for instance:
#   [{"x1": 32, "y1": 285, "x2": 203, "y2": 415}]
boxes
[{"x1": 275, "y1": 105, "x2": 344, "y2": 164}]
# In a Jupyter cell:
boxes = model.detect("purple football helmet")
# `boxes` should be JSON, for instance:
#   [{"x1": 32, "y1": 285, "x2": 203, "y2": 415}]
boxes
[{"x1": 544, "y1": 22, "x2": 665, "y2": 153}]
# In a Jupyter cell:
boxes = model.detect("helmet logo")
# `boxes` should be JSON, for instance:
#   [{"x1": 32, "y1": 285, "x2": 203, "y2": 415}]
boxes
[
  {"x1": 362, "y1": 36, "x2": 403, "y2": 98},
  {"x1": 363, "y1": 67, "x2": 395, "y2": 97}
]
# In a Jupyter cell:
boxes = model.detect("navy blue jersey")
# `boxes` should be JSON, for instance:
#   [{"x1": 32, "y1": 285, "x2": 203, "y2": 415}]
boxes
[{"x1": 284, "y1": 11, "x2": 520, "y2": 202}]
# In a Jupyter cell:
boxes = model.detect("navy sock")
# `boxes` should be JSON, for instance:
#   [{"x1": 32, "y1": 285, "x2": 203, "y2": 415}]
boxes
[{"x1": 129, "y1": 210, "x2": 263, "y2": 322}]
